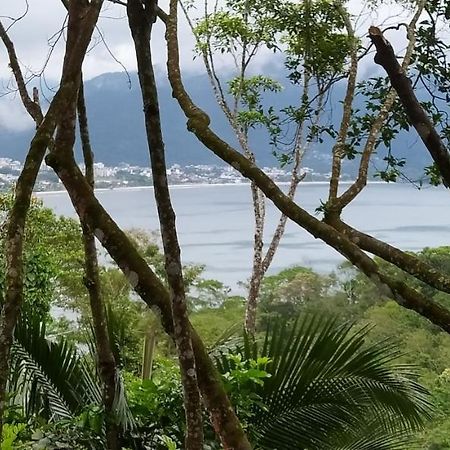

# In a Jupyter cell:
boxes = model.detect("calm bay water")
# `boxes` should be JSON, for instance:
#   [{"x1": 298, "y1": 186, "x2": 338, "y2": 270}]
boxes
[{"x1": 37, "y1": 182, "x2": 450, "y2": 290}]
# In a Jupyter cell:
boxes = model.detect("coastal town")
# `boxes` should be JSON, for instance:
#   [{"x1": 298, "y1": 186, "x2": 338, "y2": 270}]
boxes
[{"x1": 0, "y1": 157, "x2": 345, "y2": 191}]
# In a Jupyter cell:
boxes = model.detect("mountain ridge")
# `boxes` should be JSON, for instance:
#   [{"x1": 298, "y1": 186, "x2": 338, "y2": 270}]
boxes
[{"x1": 0, "y1": 70, "x2": 433, "y2": 178}]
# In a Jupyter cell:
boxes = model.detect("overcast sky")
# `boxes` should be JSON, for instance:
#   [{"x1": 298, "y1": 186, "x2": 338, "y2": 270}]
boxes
[{"x1": 0, "y1": 0, "x2": 412, "y2": 132}]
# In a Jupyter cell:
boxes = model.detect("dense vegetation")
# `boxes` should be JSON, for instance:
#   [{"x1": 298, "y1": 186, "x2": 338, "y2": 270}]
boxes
[
  {"x1": 1, "y1": 197, "x2": 449, "y2": 449},
  {"x1": 2, "y1": 0, "x2": 450, "y2": 449}
]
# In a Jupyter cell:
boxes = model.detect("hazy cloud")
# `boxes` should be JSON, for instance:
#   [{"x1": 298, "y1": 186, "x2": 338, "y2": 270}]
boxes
[{"x1": 0, "y1": 0, "x2": 417, "y2": 132}]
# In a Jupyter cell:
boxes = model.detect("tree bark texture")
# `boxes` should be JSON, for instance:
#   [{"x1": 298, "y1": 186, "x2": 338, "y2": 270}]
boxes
[
  {"x1": 327, "y1": 216, "x2": 450, "y2": 295},
  {"x1": 368, "y1": 25, "x2": 450, "y2": 187},
  {"x1": 0, "y1": 2, "x2": 103, "y2": 438},
  {"x1": 78, "y1": 80, "x2": 121, "y2": 450},
  {"x1": 127, "y1": 1, "x2": 204, "y2": 448}
]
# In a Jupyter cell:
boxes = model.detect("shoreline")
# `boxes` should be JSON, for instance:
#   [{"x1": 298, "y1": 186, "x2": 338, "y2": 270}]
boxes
[{"x1": 34, "y1": 180, "x2": 388, "y2": 196}]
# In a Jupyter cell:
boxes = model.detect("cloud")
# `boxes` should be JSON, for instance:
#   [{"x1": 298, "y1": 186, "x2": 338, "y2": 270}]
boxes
[
  {"x1": 0, "y1": 95, "x2": 35, "y2": 132},
  {"x1": 0, "y1": 0, "x2": 420, "y2": 133},
  {"x1": 0, "y1": 0, "x2": 204, "y2": 83}
]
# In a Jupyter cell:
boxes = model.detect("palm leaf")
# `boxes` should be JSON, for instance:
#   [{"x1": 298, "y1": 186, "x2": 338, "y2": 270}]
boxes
[
  {"x1": 9, "y1": 313, "x2": 102, "y2": 420},
  {"x1": 215, "y1": 314, "x2": 432, "y2": 450}
]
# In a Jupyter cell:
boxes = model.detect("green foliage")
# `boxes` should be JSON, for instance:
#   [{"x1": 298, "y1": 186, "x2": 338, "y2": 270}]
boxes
[
  {"x1": 258, "y1": 266, "x2": 340, "y2": 325},
  {"x1": 0, "y1": 193, "x2": 84, "y2": 318},
  {"x1": 424, "y1": 163, "x2": 443, "y2": 186},
  {"x1": 124, "y1": 360, "x2": 185, "y2": 448},
  {"x1": 221, "y1": 353, "x2": 271, "y2": 428},
  {"x1": 23, "y1": 409, "x2": 106, "y2": 449},
  {"x1": 361, "y1": 300, "x2": 450, "y2": 449},
  {"x1": 190, "y1": 296, "x2": 245, "y2": 345},
  {"x1": 4, "y1": 187, "x2": 449, "y2": 449},
  {"x1": 227, "y1": 75, "x2": 282, "y2": 134},
  {"x1": 216, "y1": 314, "x2": 432, "y2": 449},
  {"x1": 192, "y1": 0, "x2": 355, "y2": 164},
  {"x1": 9, "y1": 312, "x2": 101, "y2": 420},
  {"x1": 1, "y1": 423, "x2": 26, "y2": 450},
  {"x1": 194, "y1": 0, "x2": 279, "y2": 54},
  {"x1": 343, "y1": 0, "x2": 450, "y2": 185},
  {"x1": 280, "y1": 0, "x2": 355, "y2": 79}
]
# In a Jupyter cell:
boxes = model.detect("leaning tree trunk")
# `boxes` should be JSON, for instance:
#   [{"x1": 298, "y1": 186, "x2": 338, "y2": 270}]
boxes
[{"x1": 163, "y1": 0, "x2": 450, "y2": 337}]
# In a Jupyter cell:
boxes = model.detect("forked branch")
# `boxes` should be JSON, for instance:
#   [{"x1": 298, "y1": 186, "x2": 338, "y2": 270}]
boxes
[{"x1": 164, "y1": 0, "x2": 450, "y2": 336}]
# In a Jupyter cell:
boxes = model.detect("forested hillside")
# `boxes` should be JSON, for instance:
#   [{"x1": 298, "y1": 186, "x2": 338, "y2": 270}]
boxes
[{"x1": 0, "y1": 70, "x2": 433, "y2": 176}]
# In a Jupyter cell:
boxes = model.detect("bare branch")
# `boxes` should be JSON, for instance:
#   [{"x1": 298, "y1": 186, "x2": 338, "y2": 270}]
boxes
[
  {"x1": 95, "y1": 25, "x2": 132, "y2": 88},
  {"x1": 3, "y1": 0, "x2": 29, "y2": 33},
  {"x1": 0, "y1": 19, "x2": 43, "y2": 124}
]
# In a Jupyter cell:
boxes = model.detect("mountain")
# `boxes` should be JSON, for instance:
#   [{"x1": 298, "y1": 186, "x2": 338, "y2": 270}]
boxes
[{"x1": 0, "y1": 70, "x2": 433, "y2": 177}]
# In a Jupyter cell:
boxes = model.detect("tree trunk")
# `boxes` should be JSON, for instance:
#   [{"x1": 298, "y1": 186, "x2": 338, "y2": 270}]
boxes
[
  {"x1": 0, "y1": 2, "x2": 103, "y2": 437},
  {"x1": 368, "y1": 25, "x2": 450, "y2": 187},
  {"x1": 127, "y1": 1, "x2": 203, "y2": 447},
  {"x1": 78, "y1": 80, "x2": 121, "y2": 450}
]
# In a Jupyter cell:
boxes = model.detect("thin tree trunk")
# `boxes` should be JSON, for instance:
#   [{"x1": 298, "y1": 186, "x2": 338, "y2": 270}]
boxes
[
  {"x1": 78, "y1": 80, "x2": 121, "y2": 450},
  {"x1": 0, "y1": 2, "x2": 102, "y2": 437},
  {"x1": 244, "y1": 69, "x2": 314, "y2": 334},
  {"x1": 337, "y1": 2, "x2": 424, "y2": 209},
  {"x1": 184, "y1": 0, "x2": 297, "y2": 334},
  {"x1": 126, "y1": 1, "x2": 203, "y2": 448},
  {"x1": 327, "y1": 5, "x2": 358, "y2": 209}
]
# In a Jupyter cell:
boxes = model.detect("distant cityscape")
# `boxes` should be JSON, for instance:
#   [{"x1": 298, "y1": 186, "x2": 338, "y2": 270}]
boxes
[{"x1": 0, "y1": 157, "x2": 353, "y2": 192}]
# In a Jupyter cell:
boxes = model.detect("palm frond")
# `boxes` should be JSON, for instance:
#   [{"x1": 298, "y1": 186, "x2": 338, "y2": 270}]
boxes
[
  {"x1": 215, "y1": 314, "x2": 432, "y2": 450},
  {"x1": 9, "y1": 313, "x2": 101, "y2": 420}
]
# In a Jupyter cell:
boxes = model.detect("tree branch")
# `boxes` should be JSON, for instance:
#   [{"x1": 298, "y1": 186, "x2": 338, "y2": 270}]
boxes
[
  {"x1": 0, "y1": 19, "x2": 42, "y2": 125},
  {"x1": 369, "y1": 24, "x2": 450, "y2": 187},
  {"x1": 327, "y1": 5, "x2": 358, "y2": 206},
  {"x1": 337, "y1": 0, "x2": 425, "y2": 209},
  {"x1": 332, "y1": 217, "x2": 450, "y2": 295},
  {"x1": 164, "y1": 1, "x2": 450, "y2": 336}
]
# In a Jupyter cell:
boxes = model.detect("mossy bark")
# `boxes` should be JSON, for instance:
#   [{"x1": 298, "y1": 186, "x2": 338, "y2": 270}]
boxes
[
  {"x1": 127, "y1": 1, "x2": 204, "y2": 447},
  {"x1": 0, "y1": 1, "x2": 103, "y2": 438}
]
